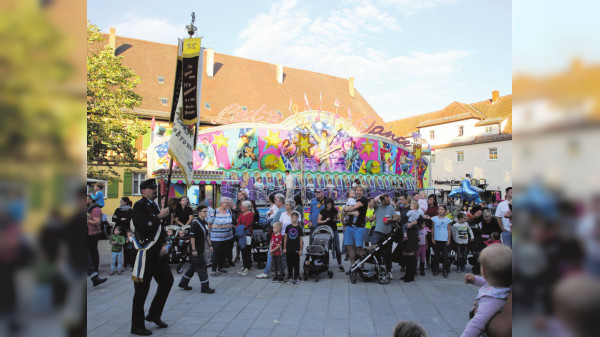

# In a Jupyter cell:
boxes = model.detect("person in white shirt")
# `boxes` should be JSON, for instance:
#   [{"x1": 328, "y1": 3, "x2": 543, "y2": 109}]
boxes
[
  {"x1": 285, "y1": 170, "x2": 295, "y2": 199},
  {"x1": 494, "y1": 187, "x2": 512, "y2": 247}
]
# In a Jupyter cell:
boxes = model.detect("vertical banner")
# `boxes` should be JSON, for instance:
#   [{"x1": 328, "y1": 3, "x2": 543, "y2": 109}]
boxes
[
  {"x1": 181, "y1": 37, "x2": 202, "y2": 125},
  {"x1": 169, "y1": 39, "x2": 184, "y2": 124},
  {"x1": 168, "y1": 89, "x2": 195, "y2": 188}
]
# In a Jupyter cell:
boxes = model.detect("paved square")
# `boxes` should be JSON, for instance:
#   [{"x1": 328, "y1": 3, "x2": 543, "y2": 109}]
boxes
[{"x1": 88, "y1": 239, "x2": 476, "y2": 337}]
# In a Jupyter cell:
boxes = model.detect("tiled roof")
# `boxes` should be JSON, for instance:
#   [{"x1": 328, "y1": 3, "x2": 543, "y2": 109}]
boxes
[
  {"x1": 387, "y1": 94, "x2": 512, "y2": 137},
  {"x1": 92, "y1": 34, "x2": 384, "y2": 125}
]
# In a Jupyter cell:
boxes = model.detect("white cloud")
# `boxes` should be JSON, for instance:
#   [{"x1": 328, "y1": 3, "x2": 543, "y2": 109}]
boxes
[
  {"x1": 234, "y1": 0, "x2": 470, "y2": 121},
  {"x1": 107, "y1": 14, "x2": 183, "y2": 45}
]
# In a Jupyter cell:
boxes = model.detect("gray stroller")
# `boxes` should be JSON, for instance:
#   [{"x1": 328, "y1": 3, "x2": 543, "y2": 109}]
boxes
[{"x1": 303, "y1": 225, "x2": 334, "y2": 282}]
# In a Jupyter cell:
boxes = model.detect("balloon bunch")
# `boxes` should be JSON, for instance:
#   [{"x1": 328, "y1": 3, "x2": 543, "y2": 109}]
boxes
[{"x1": 448, "y1": 178, "x2": 483, "y2": 204}]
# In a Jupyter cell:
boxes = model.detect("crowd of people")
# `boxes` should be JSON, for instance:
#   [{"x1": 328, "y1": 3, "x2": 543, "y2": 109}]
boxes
[{"x1": 86, "y1": 179, "x2": 513, "y2": 336}]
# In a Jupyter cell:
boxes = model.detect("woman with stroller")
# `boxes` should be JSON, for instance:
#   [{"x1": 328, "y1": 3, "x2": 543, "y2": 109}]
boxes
[
  {"x1": 236, "y1": 201, "x2": 254, "y2": 276},
  {"x1": 112, "y1": 197, "x2": 132, "y2": 233},
  {"x1": 207, "y1": 197, "x2": 234, "y2": 276},
  {"x1": 317, "y1": 198, "x2": 344, "y2": 272},
  {"x1": 174, "y1": 196, "x2": 194, "y2": 228}
]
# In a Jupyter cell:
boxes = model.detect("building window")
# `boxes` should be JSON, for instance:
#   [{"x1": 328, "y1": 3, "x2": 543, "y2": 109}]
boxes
[
  {"x1": 204, "y1": 102, "x2": 211, "y2": 110},
  {"x1": 430, "y1": 130, "x2": 435, "y2": 139},
  {"x1": 160, "y1": 97, "x2": 168, "y2": 105},
  {"x1": 456, "y1": 151, "x2": 464, "y2": 163},
  {"x1": 431, "y1": 153, "x2": 436, "y2": 163},
  {"x1": 485, "y1": 126, "x2": 492, "y2": 133},
  {"x1": 488, "y1": 147, "x2": 498, "y2": 160},
  {"x1": 132, "y1": 173, "x2": 147, "y2": 195},
  {"x1": 458, "y1": 125, "x2": 464, "y2": 136},
  {"x1": 157, "y1": 76, "x2": 164, "y2": 84},
  {"x1": 241, "y1": 106, "x2": 247, "y2": 111}
]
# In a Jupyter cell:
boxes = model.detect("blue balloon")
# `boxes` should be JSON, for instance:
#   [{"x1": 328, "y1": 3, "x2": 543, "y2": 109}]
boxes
[{"x1": 448, "y1": 179, "x2": 482, "y2": 202}]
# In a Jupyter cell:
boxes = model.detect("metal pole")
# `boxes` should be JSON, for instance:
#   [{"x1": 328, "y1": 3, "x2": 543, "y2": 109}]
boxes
[
  {"x1": 300, "y1": 154, "x2": 305, "y2": 205},
  {"x1": 163, "y1": 158, "x2": 174, "y2": 209}
]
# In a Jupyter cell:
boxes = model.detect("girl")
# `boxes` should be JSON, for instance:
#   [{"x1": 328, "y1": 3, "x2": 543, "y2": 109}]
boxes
[
  {"x1": 109, "y1": 226, "x2": 125, "y2": 275},
  {"x1": 284, "y1": 212, "x2": 304, "y2": 284},
  {"x1": 318, "y1": 198, "x2": 344, "y2": 272},
  {"x1": 431, "y1": 205, "x2": 452, "y2": 278},
  {"x1": 417, "y1": 221, "x2": 429, "y2": 276},
  {"x1": 123, "y1": 229, "x2": 136, "y2": 271},
  {"x1": 270, "y1": 222, "x2": 284, "y2": 282},
  {"x1": 175, "y1": 196, "x2": 194, "y2": 227},
  {"x1": 484, "y1": 232, "x2": 502, "y2": 246}
]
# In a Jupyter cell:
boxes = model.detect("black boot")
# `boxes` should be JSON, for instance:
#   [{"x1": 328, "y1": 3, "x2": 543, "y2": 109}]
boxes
[
  {"x1": 201, "y1": 282, "x2": 215, "y2": 294},
  {"x1": 420, "y1": 262, "x2": 425, "y2": 276},
  {"x1": 91, "y1": 275, "x2": 107, "y2": 287}
]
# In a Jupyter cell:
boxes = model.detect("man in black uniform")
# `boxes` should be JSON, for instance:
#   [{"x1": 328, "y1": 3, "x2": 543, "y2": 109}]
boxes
[{"x1": 130, "y1": 179, "x2": 173, "y2": 336}]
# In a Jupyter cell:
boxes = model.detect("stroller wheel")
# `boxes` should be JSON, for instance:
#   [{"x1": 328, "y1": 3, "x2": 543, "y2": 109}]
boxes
[
  {"x1": 377, "y1": 269, "x2": 390, "y2": 284},
  {"x1": 328, "y1": 271, "x2": 333, "y2": 278},
  {"x1": 350, "y1": 270, "x2": 357, "y2": 284},
  {"x1": 303, "y1": 270, "x2": 308, "y2": 281},
  {"x1": 315, "y1": 273, "x2": 319, "y2": 282}
]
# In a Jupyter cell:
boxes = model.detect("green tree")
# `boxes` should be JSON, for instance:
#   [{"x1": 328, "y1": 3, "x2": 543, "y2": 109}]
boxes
[{"x1": 87, "y1": 22, "x2": 146, "y2": 181}]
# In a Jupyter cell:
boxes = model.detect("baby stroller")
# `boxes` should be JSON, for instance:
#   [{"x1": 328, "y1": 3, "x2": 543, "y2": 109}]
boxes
[
  {"x1": 164, "y1": 225, "x2": 191, "y2": 274},
  {"x1": 303, "y1": 225, "x2": 334, "y2": 282},
  {"x1": 349, "y1": 224, "x2": 399, "y2": 284},
  {"x1": 252, "y1": 220, "x2": 270, "y2": 270}
]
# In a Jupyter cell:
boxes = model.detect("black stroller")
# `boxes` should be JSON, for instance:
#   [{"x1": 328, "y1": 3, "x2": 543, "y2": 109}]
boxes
[
  {"x1": 164, "y1": 224, "x2": 191, "y2": 274},
  {"x1": 303, "y1": 225, "x2": 334, "y2": 282},
  {"x1": 251, "y1": 221, "x2": 270, "y2": 270},
  {"x1": 349, "y1": 225, "x2": 400, "y2": 284}
]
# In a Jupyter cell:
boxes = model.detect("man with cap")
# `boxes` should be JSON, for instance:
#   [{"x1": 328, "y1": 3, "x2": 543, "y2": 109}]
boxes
[
  {"x1": 308, "y1": 188, "x2": 326, "y2": 244},
  {"x1": 130, "y1": 178, "x2": 173, "y2": 336}
]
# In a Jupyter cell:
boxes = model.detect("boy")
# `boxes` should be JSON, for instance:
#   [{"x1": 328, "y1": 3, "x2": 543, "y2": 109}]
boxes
[
  {"x1": 89, "y1": 182, "x2": 105, "y2": 209},
  {"x1": 270, "y1": 222, "x2": 284, "y2": 283},
  {"x1": 283, "y1": 212, "x2": 304, "y2": 284},
  {"x1": 463, "y1": 244, "x2": 512, "y2": 337},
  {"x1": 452, "y1": 212, "x2": 473, "y2": 272},
  {"x1": 342, "y1": 190, "x2": 359, "y2": 226}
]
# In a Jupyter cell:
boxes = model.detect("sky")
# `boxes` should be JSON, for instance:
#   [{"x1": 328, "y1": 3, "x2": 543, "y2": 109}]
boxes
[{"x1": 87, "y1": 0, "x2": 511, "y2": 122}]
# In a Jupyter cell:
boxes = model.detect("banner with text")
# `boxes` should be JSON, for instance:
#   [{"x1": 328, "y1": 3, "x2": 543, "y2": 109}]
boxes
[
  {"x1": 168, "y1": 89, "x2": 195, "y2": 188},
  {"x1": 181, "y1": 37, "x2": 202, "y2": 125}
]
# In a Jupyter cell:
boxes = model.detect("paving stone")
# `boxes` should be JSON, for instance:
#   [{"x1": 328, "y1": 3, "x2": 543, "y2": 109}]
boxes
[{"x1": 88, "y1": 237, "x2": 476, "y2": 337}]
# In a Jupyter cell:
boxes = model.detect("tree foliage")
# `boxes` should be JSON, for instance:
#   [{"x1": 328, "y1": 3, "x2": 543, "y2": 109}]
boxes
[{"x1": 87, "y1": 22, "x2": 146, "y2": 180}]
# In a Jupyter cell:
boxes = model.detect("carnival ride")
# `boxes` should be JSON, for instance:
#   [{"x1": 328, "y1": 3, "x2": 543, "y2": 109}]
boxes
[{"x1": 148, "y1": 110, "x2": 428, "y2": 208}]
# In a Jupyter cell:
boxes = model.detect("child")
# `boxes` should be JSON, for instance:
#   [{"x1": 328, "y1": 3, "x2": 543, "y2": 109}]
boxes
[
  {"x1": 417, "y1": 221, "x2": 430, "y2": 276},
  {"x1": 463, "y1": 244, "x2": 512, "y2": 337},
  {"x1": 393, "y1": 321, "x2": 428, "y2": 337},
  {"x1": 89, "y1": 182, "x2": 105, "y2": 209},
  {"x1": 175, "y1": 229, "x2": 191, "y2": 273},
  {"x1": 342, "y1": 190, "x2": 359, "y2": 226},
  {"x1": 109, "y1": 226, "x2": 125, "y2": 275},
  {"x1": 484, "y1": 232, "x2": 502, "y2": 246},
  {"x1": 431, "y1": 205, "x2": 452, "y2": 278},
  {"x1": 123, "y1": 229, "x2": 136, "y2": 271},
  {"x1": 283, "y1": 212, "x2": 304, "y2": 284},
  {"x1": 270, "y1": 222, "x2": 285, "y2": 283},
  {"x1": 404, "y1": 201, "x2": 424, "y2": 239},
  {"x1": 417, "y1": 191, "x2": 428, "y2": 213},
  {"x1": 452, "y1": 212, "x2": 474, "y2": 272},
  {"x1": 165, "y1": 229, "x2": 176, "y2": 253}
]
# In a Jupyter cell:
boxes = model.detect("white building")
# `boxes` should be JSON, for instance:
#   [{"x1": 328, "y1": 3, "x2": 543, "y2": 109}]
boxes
[{"x1": 388, "y1": 91, "x2": 512, "y2": 201}]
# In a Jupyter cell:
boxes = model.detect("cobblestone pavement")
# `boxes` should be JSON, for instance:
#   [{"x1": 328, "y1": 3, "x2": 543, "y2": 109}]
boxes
[{"x1": 88, "y1": 238, "x2": 477, "y2": 337}]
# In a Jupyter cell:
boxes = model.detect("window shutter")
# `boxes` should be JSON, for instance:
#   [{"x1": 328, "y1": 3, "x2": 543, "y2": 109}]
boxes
[
  {"x1": 123, "y1": 172, "x2": 132, "y2": 196},
  {"x1": 107, "y1": 178, "x2": 119, "y2": 198}
]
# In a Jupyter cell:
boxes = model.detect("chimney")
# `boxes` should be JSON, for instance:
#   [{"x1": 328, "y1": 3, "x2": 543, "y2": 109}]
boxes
[
  {"x1": 206, "y1": 48, "x2": 214, "y2": 77},
  {"x1": 349, "y1": 77, "x2": 355, "y2": 97},
  {"x1": 492, "y1": 90, "x2": 499, "y2": 104},
  {"x1": 109, "y1": 27, "x2": 116, "y2": 53},
  {"x1": 276, "y1": 63, "x2": 283, "y2": 84}
]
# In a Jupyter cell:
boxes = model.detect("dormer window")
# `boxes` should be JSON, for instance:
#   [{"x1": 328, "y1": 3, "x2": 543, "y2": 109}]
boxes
[
  {"x1": 157, "y1": 76, "x2": 164, "y2": 84},
  {"x1": 204, "y1": 102, "x2": 211, "y2": 110},
  {"x1": 160, "y1": 97, "x2": 168, "y2": 105}
]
